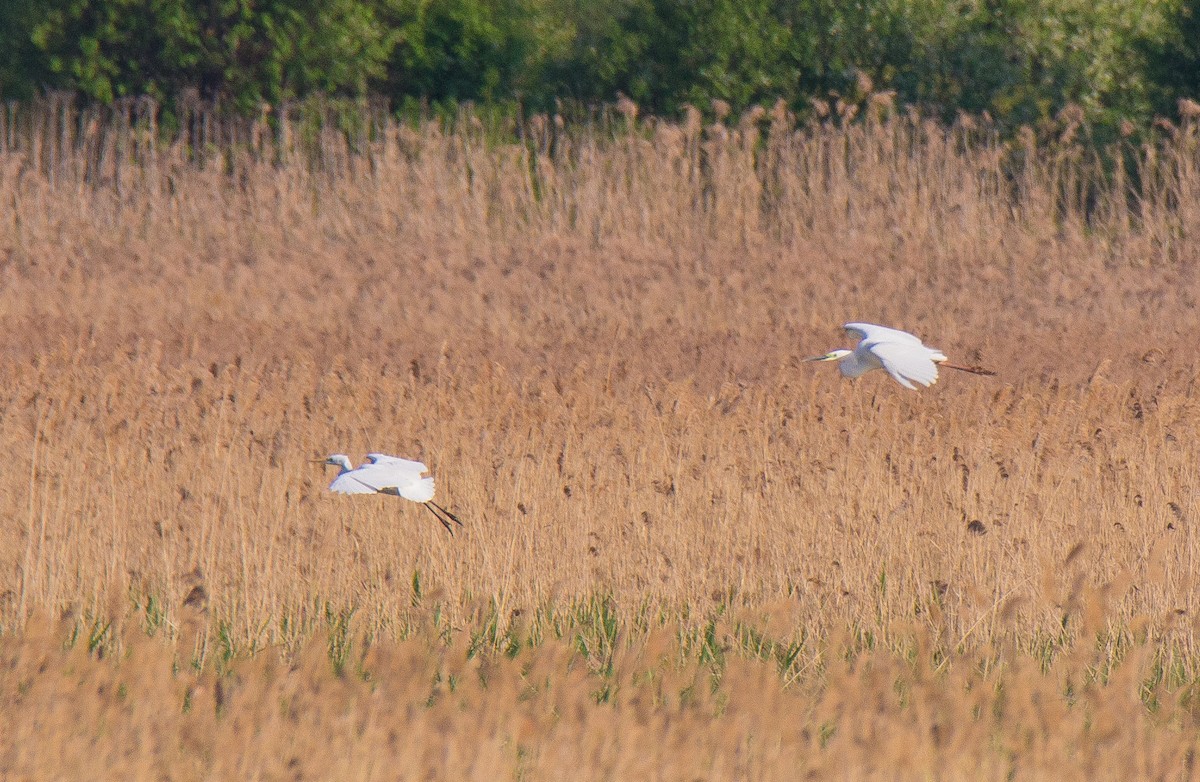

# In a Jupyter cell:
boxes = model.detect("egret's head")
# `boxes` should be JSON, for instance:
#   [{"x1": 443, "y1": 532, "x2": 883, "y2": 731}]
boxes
[
  {"x1": 318, "y1": 454, "x2": 354, "y2": 471},
  {"x1": 804, "y1": 349, "x2": 852, "y2": 363}
]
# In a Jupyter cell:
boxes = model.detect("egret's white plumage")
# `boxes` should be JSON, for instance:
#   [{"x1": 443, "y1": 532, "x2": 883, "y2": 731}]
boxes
[
  {"x1": 805, "y1": 322, "x2": 994, "y2": 390},
  {"x1": 319, "y1": 453, "x2": 462, "y2": 533}
]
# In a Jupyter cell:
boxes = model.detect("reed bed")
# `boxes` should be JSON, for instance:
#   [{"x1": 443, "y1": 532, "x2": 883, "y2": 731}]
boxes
[
  {"x1": 2, "y1": 95, "x2": 1200, "y2": 778},
  {"x1": 2, "y1": 611, "x2": 1196, "y2": 781}
]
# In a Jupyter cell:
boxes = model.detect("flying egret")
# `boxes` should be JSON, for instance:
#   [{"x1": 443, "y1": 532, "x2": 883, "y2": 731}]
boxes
[
  {"x1": 805, "y1": 322, "x2": 995, "y2": 390},
  {"x1": 317, "y1": 453, "x2": 464, "y2": 534}
]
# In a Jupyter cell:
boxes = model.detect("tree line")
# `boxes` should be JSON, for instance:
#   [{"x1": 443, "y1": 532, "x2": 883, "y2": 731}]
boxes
[{"x1": 1, "y1": 0, "x2": 1198, "y2": 133}]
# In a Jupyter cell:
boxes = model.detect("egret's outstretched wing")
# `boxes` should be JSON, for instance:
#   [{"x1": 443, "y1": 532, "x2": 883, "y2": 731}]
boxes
[
  {"x1": 867, "y1": 341, "x2": 940, "y2": 389},
  {"x1": 353, "y1": 458, "x2": 434, "y2": 501},
  {"x1": 844, "y1": 322, "x2": 924, "y2": 346},
  {"x1": 366, "y1": 453, "x2": 429, "y2": 473},
  {"x1": 365, "y1": 454, "x2": 432, "y2": 494},
  {"x1": 329, "y1": 469, "x2": 387, "y2": 494}
]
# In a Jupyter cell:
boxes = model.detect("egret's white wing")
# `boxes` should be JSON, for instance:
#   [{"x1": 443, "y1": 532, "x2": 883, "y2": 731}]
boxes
[
  {"x1": 366, "y1": 453, "x2": 429, "y2": 472},
  {"x1": 867, "y1": 341, "x2": 939, "y2": 389},
  {"x1": 329, "y1": 469, "x2": 387, "y2": 494},
  {"x1": 844, "y1": 322, "x2": 925, "y2": 347},
  {"x1": 327, "y1": 460, "x2": 408, "y2": 493},
  {"x1": 362, "y1": 459, "x2": 426, "y2": 487},
  {"x1": 395, "y1": 476, "x2": 436, "y2": 503}
]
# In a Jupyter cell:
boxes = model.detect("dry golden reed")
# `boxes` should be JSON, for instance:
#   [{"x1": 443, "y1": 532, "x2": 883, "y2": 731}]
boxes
[
  {"x1": 1, "y1": 612, "x2": 1196, "y2": 781},
  {"x1": 2, "y1": 95, "x2": 1200, "y2": 777}
]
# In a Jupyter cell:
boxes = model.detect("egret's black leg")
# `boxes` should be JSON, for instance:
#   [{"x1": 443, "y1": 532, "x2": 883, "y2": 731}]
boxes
[
  {"x1": 423, "y1": 502, "x2": 454, "y2": 534},
  {"x1": 429, "y1": 501, "x2": 463, "y2": 527}
]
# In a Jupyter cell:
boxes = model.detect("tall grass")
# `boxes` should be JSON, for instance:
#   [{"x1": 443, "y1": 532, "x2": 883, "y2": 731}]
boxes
[
  {"x1": 3, "y1": 610, "x2": 1196, "y2": 780},
  {"x1": 2, "y1": 94, "x2": 1200, "y2": 777}
]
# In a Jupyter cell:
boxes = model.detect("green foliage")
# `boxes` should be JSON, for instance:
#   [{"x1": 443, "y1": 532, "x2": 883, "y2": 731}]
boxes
[
  {"x1": 378, "y1": 0, "x2": 570, "y2": 105},
  {"x1": 1, "y1": 0, "x2": 390, "y2": 110},
  {"x1": 984, "y1": 0, "x2": 1176, "y2": 127},
  {"x1": 0, "y1": 0, "x2": 1194, "y2": 133},
  {"x1": 538, "y1": 0, "x2": 661, "y2": 107},
  {"x1": 799, "y1": 0, "x2": 1181, "y2": 130},
  {"x1": 539, "y1": 0, "x2": 901, "y2": 114},
  {"x1": 1141, "y1": 0, "x2": 1200, "y2": 116},
  {"x1": 670, "y1": 0, "x2": 797, "y2": 110}
]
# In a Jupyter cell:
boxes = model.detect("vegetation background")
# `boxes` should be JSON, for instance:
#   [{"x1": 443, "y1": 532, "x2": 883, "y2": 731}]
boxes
[
  {"x1": 2, "y1": 0, "x2": 1200, "y2": 132},
  {"x1": 4, "y1": 0, "x2": 1200, "y2": 777},
  {"x1": 1, "y1": 91, "x2": 1200, "y2": 776}
]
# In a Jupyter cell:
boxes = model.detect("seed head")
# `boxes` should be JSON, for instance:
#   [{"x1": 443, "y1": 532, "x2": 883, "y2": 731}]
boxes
[{"x1": 1178, "y1": 98, "x2": 1200, "y2": 119}]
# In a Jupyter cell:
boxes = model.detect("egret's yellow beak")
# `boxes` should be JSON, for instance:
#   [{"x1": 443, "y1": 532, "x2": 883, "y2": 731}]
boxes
[{"x1": 803, "y1": 353, "x2": 838, "y2": 362}]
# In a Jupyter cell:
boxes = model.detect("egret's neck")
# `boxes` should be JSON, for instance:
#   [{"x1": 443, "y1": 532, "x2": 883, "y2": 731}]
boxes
[{"x1": 836, "y1": 348, "x2": 877, "y2": 379}]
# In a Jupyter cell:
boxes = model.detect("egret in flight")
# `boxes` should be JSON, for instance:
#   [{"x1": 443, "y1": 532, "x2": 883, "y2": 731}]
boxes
[
  {"x1": 317, "y1": 453, "x2": 464, "y2": 534},
  {"x1": 805, "y1": 322, "x2": 995, "y2": 390}
]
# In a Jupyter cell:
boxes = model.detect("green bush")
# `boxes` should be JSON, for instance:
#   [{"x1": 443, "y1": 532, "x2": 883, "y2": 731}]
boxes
[
  {"x1": 0, "y1": 0, "x2": 390, "y2": 111},
  {"x1": 0, "y1": 0, "x2": 1193, "y2": 134}
]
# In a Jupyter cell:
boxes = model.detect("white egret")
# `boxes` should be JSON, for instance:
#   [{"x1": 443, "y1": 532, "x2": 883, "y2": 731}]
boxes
[
  {"x1": 317, "y1": 453, "x2": 464, "y2": 534},
  {"x1": 805, "y1": 322, "x2": 995, "y2": 390}
]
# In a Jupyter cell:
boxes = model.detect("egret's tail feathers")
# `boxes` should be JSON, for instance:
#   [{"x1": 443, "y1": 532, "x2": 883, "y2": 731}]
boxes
[
  {"x1": 939, "y1": 361, "x2": 996, "y2": 376},
  {"x1": 406, "y1": 476, "x2": 436, "y2": 503}
]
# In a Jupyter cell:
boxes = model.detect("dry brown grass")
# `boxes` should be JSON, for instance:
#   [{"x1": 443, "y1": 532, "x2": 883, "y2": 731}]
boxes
[
  {"x1": 3, "y1": 96, "x2": 1200, "y2": 778},
  {"x1": 2, "y1": 611, "x2": 1196, "y2": 781}
]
